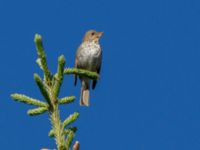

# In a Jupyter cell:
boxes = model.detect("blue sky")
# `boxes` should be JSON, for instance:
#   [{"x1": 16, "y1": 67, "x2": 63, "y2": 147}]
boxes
[{"x1": 0, "y1": 0, "x2": 200, "y2": 149}]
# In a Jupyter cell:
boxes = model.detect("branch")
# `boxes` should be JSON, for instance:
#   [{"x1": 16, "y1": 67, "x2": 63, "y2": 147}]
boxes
[
  {"x1": 11, "y1": 93, "x2": 47, "y2": 107},
  {"x1": 66, "y1": 129, "x2": 74, "y2": 150},
  {"x1": 49, "y1": 127, "x2": 77, "y2": 137},
  {"x1": 28, "y1": 107, "x2": 48, "y2": 116},
  {"x1": 34, "y1": 73, "x2": 51, "y2": 106},
  {"x1": 12, "y1": 34, "x2": 81, "y2": 150},
  {"x1": 34, "y1": 34, "x2": 52, "y2": 83},
  {"x1": 50, "y1": 106, "x2": 66, "y2": 149},
  {"x1": 63, "y1": 112, "x2": 79, "y2": 128},
  {"x1": 64, "y1": 68, "x2": 99, "y2": 80},
  {"x1": 59, "y1": 96, "x2": 75, "y2": 105},
  {"x1": 53, "y1": 55, "x2": 65, "y2": 97}
]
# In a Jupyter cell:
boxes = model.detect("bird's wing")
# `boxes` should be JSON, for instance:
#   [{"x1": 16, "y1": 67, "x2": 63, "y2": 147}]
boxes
[
  {"x1": 92, "y1": 51, "x2": 102, "y2": 89},
  {"x1": 74, "y1": 57, "x2": 78, "y2": 86},
  {"x1": 74, "y1": 44, "x2": 85, "y2": 86},
  {"x1": 74, "y1": 46, "x2": 81, "y2": 86}
]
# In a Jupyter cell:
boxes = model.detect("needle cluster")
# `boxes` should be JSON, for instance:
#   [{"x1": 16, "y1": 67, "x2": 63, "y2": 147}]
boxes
[{"x1": 11, "y1": 34, "x2": 99, "y2": 150}]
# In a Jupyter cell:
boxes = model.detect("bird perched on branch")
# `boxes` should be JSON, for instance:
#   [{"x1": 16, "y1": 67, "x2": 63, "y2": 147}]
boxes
[{"x1": 74, "y1": 30, "x2": 103, "y2": 106}]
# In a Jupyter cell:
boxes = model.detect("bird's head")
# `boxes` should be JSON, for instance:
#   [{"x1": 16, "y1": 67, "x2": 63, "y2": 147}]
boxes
[{"x1": 83, "y1": 30, "x2": 103, "y2": 43}]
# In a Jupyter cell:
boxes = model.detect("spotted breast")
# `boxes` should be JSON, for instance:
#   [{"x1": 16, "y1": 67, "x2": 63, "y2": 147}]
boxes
[{"x1": 77, "y1": 41, "x2": 102, "y2": 71}]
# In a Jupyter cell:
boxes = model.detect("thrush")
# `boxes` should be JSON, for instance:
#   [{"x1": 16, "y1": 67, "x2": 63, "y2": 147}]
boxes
[{"x1": 74, "y1": 30, "x2": 103, "y2": 106}]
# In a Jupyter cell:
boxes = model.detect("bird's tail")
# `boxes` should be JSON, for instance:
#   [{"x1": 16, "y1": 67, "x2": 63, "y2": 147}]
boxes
[{"x1": 80, "y1": 79, "x2": 90, "y2": 106}]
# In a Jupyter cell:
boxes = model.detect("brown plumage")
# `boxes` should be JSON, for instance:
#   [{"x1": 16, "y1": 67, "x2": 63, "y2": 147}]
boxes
[{"x1": 74, "y1": 30, "x2": 103, "y2": 106}]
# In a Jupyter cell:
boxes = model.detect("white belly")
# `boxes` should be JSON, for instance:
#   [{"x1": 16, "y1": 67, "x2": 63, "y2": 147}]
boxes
[{"x1": 78, "y1": 41, "x2": 101, "y2": 71}]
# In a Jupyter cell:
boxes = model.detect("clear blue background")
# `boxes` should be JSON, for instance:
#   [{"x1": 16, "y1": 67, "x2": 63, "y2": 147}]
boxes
[{"x1": 0, "y1": 0, "x2": 200, "y2": 149}]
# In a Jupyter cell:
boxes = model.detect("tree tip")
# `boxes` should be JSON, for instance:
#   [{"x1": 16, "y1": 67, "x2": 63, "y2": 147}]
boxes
[
  {"x1": 34, "y1": 33, "x2": 42, "y2": 43},
  {"x1": 58, "y1": 55, "x2": 66, "y2": 63}
]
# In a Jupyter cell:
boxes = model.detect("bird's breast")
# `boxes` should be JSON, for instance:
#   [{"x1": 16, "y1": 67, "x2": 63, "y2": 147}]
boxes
[
  {"x1": 78, "y1": 41, "x2": 101, "y2": 70},
  {"x1": 81, "y1": 41, "x2": 101, "y2": 56}
]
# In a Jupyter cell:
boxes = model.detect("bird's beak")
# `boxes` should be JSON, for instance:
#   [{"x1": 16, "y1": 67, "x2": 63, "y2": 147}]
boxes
[{"x1": 98, "y1": 32, "x2": 104, "y2": 38}]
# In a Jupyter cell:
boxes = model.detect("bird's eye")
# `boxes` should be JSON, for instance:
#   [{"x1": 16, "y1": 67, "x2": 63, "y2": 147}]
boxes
[{"x1": 91, "y1": 32, "x2": 95, "y2": 36}]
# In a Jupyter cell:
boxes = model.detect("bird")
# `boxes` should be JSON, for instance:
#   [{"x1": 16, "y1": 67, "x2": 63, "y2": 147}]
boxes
[{"x1": 74, "y1": 29, "x2": 103, "y2": 106}]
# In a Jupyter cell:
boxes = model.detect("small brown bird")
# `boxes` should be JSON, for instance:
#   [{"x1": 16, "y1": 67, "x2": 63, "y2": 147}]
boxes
[{"x1": 74, "y1": 30, "x2": 103, "y2": 106}]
